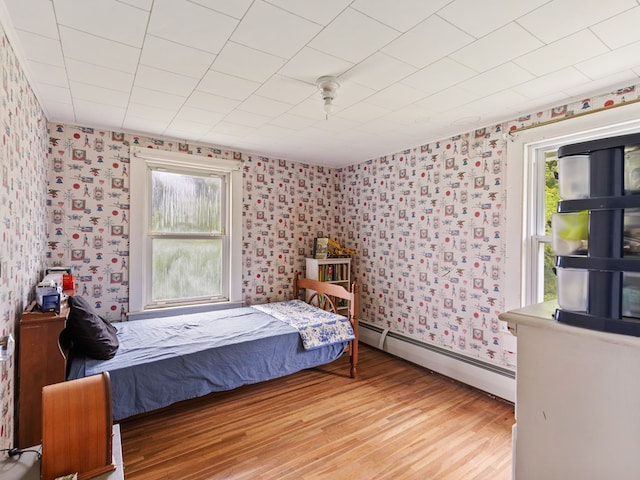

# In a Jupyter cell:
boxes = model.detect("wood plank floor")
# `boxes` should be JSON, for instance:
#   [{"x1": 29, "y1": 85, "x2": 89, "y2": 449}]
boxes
[{"x1": 120, "y1": 344, "x2": 514, "y2": 480}]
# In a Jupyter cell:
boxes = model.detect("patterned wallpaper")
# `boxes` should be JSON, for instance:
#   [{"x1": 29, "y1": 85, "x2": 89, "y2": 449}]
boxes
[
  {"x1": 0, "y1": 31, "x2": 49, "y2": 447},
  {"x1": 340, "y1": 84, "x2": 640, "y2": 370},
  {"x1": 45, "y1": 128, "x2": 339, "y2": 319}
]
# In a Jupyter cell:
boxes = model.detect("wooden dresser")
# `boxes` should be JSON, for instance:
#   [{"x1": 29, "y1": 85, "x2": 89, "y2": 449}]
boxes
[{"x1": 17, "y1": 302, "x2": 69, "y2": 448}]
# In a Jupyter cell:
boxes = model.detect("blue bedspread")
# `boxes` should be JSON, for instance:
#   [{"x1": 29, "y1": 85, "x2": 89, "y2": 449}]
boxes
[{"x1": 67, "y1": 306, "x2": 348, "y2": 420}]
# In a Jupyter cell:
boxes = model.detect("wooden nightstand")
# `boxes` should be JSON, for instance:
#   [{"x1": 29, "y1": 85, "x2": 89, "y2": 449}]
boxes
[{"x1": 16, "y1": 302, "x2": 69, "y2": 448}]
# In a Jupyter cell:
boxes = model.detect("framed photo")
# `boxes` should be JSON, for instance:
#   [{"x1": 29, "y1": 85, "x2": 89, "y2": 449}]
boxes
[{"x1": 314, "y1": 237, "x2": 328, "y2": 259}]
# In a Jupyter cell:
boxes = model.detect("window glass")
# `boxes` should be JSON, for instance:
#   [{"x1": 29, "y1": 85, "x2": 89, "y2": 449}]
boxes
[
  {"x1": 151, "y1": 170, "x2": 222, "y2": 234},
  {"x1": 152, "y1": 238, "x2": 223, "y2": 302}
]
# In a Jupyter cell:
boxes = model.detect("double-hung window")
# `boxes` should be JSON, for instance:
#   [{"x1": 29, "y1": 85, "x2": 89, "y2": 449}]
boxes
[{"x1": 129, "y1": 147, "x2": 242, "y2": 316}]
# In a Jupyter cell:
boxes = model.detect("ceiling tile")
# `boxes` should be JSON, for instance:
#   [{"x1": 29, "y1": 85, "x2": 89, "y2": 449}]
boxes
[
  {"x1": 335, "y1": 102, "x2": 391, "y2": 122},
  {"x1": 54, "y1": 0, "x2": 148, "y2": 47},
  {"x1": 450, "y1": 23, "x2": 543, "y2": 73},
  {"x1": 37, "y1": 83, "x2": 73, "y2": 104},
  {"x1": 458, "y1": 62, "x2": 534, "y2": 96},
  {"x1": 343, "y1": 52, "x2": 417, "y2": 91},
  {"x1": 73, "y1": 100, "x2": 126, "y2": 127},
  {"x1": 330, "y1": 80, "x2": 376, "y2": 109},
  {"x1": 238, "y1": 95, "x2": 292, "y2": 117},
  {"x1": 268, "y1": 113, "x2": 317, "y2": 130},
  {"x1": 211, "y1": 42, "x2": 286, "y2": 83},
  {"x1": 123, "y1": 115, "x2": 170, "y2": 135},
  {"x1": 184, "y1": 90, "x2": 240, "y2": 114},
  {"x1": 264, "y1": 0, "x2": 351, "y2": 25},
  {"x1": 15, "y1": 30, "x2": 64, "y2": 66},
  {"x1": 382, "y1": 15, "x2": 474, "y2": 68},
  {"x1": 147, "y1": 0, "x2": 238, "y2": 54},
  {"x1": 231, "y1": 1, "x2": 321, "y2": 58},
  {"x1": 173, "y1": 106, "x2": 225, "y2": 125},
  {"x1": 255, "y1": 75, "x2": 316, "y2": 105},
  {"x1": 59, "y1": 26, "x2": 140, "y2": 73},
  {"x1": 575, "y1": 40, "x2": 640, "y2": 80},
  {"x1": 27, "y1": 60, "x2": 68, "y2": 88},
  {"x1": 514, "y1": 29, "x2": 609, "y2": 77},
  {"x1": 140, "y1": 35, "x2": 215, "y2": 78},
  {"x1": 401, "y1": 57, "x2": 476, "y2": 95},
  {"x1": 365, "y1": 83, "x2": 426, "y2": 110},
  {"x1": 590, "y1": 6, "x2": 640, "y2": 50},
  {"x1": 461, "y1": 89, "x2": 530, "y2": 117},
  {"x1": 224, "y1": 110, "x2": 272, "y2": 128},
  {"x1": 438, "y1": 0, "x2": 549, "y2": 39},
  {"x1": 69, "y1": 81, "x2": 130, "y2": 108},
  {"x1": 278, "y1": 47, "x2": 353, "y2": 83},
  {"x1": 382, "y1": 104, "x2": 431, "y2": 126},
  {"x1": 118, "y1": 0, "x2": 153, "y2": 11},
  {"x1": 189, "y1": 0, "x2": 253, "y2": 19},
  {"x1": 286, "y1": 98, "x2": 330, "y2": 120},
  {"x1": 197, "y1": 70, "x2": 260, "y2": 101},
  {"x1": 415, "y1": 86, "x2": 482, "y2": 113},
  {"x1": 164, "y1": 119, "x2": 211, "y2": 138},
  {"x1": 134, "y1": 65, "x2": 200, "y2": 97},
  {"x1": 5, "y1": 0, "x2": 58, "y2": 38},
  {"x1": 44, "y1": 101, "x2": 76, "y2": 123},
  {"x1": 212, "y1": 121, "x2": 257, "y2": 136},
  {"x1": 517, "y1": 0, "x2": 636, "y2": 44},
  {"x1": 66, "y1": 58, "x2": 134, "y2": 92},
  {"x1": 309, "y1": 8, "x2": 400, "y2": 64},
  {"x1": 129, "y1": 86, "x2": 187, "y2": 110},
  {"x1": 351, "y1": 0, "x2": 450, "y2": 32},
  {"x1": 512, "y1": 67, "x2": 591, "y2": 99},
  {"x1": 126, "y1": 102, "x2": 177, "y2": 122}
]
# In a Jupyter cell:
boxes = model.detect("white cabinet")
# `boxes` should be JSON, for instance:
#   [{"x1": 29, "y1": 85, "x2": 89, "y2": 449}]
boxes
[
  {"x1": 500, "y1": 302, "x2": 640, "y2": 480},
  {"x1": 305, "y1": 257, "x2": 351, "y2": 315}
]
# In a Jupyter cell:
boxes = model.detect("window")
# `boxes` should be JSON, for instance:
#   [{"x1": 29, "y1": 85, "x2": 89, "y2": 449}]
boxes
[
  {"x1": 526, "y1": 144, "x2": 561, "y2": 304},
  {"x1": 504, "y1": 103, "x2": 640, "y2": 311},
  {"x1": 129, "y1": 147, "x2": 242, "y2": 315}
]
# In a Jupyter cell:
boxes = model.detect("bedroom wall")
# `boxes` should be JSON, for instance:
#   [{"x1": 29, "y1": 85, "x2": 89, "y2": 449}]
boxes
[
  {"x1": 0, "y1": 29, "x2": 49, "y2": 449},
  {"x1": 44, "y1": 126, "x2": 340, "y2": 318},
  {"x1": 337, "y1": 84, "x2": 640, "y2": 373}
]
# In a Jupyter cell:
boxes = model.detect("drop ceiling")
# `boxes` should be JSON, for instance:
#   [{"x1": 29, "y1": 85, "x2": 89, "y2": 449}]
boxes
[{"x1": 1, "y1": 0, "x2": 640, "y2": 167}]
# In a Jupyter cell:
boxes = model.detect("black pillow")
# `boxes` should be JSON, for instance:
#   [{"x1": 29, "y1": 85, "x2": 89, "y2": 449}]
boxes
[{"x1": 66, "y1": 295, "x2": 119, "y2": 360}]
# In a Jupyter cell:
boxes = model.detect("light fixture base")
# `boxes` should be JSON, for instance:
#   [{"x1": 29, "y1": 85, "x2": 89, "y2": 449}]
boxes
[{"x1": 316, "y1": 76, "x2": 340, "y2": 117}]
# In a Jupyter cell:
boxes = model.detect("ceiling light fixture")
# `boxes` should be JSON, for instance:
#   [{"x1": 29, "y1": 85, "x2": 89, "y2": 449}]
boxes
[{"x1": 316, "y1": 75, "x2": 340, "y2": 119}]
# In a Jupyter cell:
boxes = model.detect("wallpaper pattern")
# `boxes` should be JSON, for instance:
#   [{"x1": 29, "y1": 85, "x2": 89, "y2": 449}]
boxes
[
  {"x1": 45, "y1": 127, "x2": 338, "y2": 318},
  {"x1": 341, "y1": 84, "x2": 640, "y2": 369},
  {"x1": 0, "y1": 31, "x2": 49, "y2": 447}
]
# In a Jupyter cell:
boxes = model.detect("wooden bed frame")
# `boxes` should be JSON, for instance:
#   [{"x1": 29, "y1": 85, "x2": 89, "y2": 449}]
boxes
[{"x1": 293, "y1": 272, "x2": 359, "y2": 378}]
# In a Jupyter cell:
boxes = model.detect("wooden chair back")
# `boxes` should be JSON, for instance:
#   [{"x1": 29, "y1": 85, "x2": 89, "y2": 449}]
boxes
[{"x1": 41, "y1": 372, "x2": 115, "y2": 480}]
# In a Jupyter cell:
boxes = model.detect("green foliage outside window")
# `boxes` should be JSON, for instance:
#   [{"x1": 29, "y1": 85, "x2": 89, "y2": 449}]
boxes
[{"x1": 544, "y1": 157, "x2": 559, "y2": 301}]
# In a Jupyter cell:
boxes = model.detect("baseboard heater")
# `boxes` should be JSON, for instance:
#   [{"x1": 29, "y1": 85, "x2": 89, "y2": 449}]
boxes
[{"x1": 359, "y1": 321, "x2": 516, "y2": 403}]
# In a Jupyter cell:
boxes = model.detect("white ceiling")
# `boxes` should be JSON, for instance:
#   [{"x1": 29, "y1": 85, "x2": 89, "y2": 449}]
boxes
[{"x1": 2, "y1": 0, "x2": 640, "y2": 167}]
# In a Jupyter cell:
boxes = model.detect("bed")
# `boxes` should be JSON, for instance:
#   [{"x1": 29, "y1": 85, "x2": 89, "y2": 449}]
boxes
[{"x1": 64, "y1": 274, "x2": 359, "y2": 421}]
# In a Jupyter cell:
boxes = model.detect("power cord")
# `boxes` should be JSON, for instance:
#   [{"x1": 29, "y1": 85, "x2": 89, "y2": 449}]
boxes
[{"x1": 1, "y1": 447, "x2": 42, "y2": 460}]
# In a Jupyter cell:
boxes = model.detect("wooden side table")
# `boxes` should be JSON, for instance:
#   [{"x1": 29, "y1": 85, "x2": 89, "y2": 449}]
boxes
[{"x1": 17, "y1": 302, "x2": 69, "y2": 448}]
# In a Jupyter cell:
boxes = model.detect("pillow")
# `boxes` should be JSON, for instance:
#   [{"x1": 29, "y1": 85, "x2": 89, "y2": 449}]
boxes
[{"x1": 66, "y1": 295, "x2": 119, "y2": 360}]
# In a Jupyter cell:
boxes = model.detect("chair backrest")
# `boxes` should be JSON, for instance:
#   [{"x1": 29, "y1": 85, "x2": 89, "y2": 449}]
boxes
[{"x1": 41, "y1": 372, "x2": 115, "y2": 480}]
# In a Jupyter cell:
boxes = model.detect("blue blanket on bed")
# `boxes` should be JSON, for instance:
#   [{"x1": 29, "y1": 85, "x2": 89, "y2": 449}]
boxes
[{"x1": 67, "y1": 306, "x2": 348, "y2": 420}]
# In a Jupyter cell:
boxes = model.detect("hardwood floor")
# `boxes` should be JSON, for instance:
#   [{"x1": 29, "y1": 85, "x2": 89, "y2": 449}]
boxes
[{"x1": 120, "y1": 344, "x2": 514, "y2": 479}]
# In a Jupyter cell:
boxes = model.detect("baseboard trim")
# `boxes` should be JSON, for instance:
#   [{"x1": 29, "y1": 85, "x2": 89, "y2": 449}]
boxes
[{"x1": 359, "y1": 321, "x2": 516, "y2": 403}]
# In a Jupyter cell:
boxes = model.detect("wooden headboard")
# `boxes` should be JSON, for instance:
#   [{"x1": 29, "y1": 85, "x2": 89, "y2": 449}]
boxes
[{"x1": 293, "y1": 272, "x2": 359, "y2": 378}]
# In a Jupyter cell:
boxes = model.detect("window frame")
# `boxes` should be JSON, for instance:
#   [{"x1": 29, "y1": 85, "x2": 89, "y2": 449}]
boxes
[
  {"x1": 505, "y1": 102, "x2": 640, "y2": 311},
  {"x1": 129, "y1": 147, "x2": 243, "y2": 317}
]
